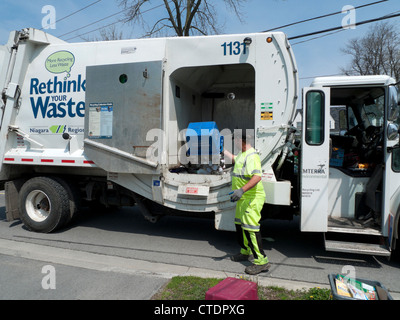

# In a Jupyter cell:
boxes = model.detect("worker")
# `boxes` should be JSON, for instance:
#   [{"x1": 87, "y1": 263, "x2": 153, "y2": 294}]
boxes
[{"x1": 224, "y1": 133, "x2": 270, "y2": 275}]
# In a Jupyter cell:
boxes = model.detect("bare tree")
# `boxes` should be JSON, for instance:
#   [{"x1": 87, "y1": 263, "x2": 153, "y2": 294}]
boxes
[
  {"x1": 82, "y1": 25, "x2": 125, "y2": 41},
  {"x1": 98, "y1": 25, "x2": 125, "y2": 41},
  {"x1": 117, "y1": 0, "x2": 248, "y2": 37},
  {"x1": 341, "y1": 22, "x2": 400, "y2": 81}
]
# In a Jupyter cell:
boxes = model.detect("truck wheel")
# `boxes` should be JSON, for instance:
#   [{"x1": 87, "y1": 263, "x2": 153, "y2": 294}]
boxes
[
  {"x1": 53, "y1": 177, "x2": 81, "y2": 225},
  {"x1": 18, "y1": 177, "x2": 70, "y2": 233}
]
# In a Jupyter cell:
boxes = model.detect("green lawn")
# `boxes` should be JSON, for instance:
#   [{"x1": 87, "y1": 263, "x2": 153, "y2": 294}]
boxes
[{"x1": 151, "y1": 276, "x2": 332, "y2": 300}]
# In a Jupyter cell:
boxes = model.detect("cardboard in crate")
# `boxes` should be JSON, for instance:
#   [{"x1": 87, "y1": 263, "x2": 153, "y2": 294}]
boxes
[
  {"x1": 328, "y1": 274, "x2": 393, "y2": 300},
  {"x1": 206, "y1": 277, "x2": 258, "y2": 300}
]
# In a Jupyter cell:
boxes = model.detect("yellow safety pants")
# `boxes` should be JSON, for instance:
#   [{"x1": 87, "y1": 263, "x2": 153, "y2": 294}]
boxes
[{"x1": 234, "y1": 196, "x2": 269, "y2": 266}]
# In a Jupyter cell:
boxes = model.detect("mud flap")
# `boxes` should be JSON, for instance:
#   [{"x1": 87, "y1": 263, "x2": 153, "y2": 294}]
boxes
[
  {"x1": 215, "y1": 208, "x2": 236, "y2": 232},
  {"x1": 5, "y1": 179, "x2": 25, "y2": 221}
]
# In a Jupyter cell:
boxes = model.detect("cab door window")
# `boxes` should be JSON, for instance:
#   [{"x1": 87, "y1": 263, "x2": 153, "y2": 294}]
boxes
[{"x1": 305, "y1": 91, "x2": 325, "y2": 145}]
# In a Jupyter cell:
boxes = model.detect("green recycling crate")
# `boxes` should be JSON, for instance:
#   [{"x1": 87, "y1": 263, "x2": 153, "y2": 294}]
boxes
[{"x1": 328, "y1": 274, "x2": 393, "y2": 300}]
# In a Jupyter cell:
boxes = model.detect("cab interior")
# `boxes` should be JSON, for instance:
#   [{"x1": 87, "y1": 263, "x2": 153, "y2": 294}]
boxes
[{"x1": 328, "y1": 87, "x2": 385, "y2": 222}]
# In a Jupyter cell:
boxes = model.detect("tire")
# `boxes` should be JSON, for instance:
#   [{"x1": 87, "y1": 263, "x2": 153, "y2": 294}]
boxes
[
  {"x1": 53, "y1": 177, "x2": 81, "y2": 225},
  {"x1": 18, "y1": 177, "x2": 70, "y2": 233}
]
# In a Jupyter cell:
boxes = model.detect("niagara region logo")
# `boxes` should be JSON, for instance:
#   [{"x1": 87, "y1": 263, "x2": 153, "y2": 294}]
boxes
[
  {"x1": 29, "y1": 125, "x2": 84, "y2": 135},
  {"x1": 49, "y1": 125, "x2": 66, "y2": 134},
  {"x1": 49, "y1": 125, "x2": 84, "y2": 134},
  {"x1": 45, "y1": 51, "x2": 75, "y2": 80}
]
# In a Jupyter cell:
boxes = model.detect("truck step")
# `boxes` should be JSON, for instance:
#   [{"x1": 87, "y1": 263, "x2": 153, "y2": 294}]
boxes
[
  {"x1": 327, "y1": 217, "x2": 382, "y2": 236},
  {"x1": 324, "y1": 240, "x2": 391, "y2": 257},
  {"x1": 327, "y1": 226, "x2": 382, "y2": 236}
]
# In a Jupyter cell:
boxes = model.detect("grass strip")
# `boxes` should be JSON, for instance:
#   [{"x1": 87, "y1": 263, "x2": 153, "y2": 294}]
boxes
[{"x1": 152, "y1": 276, "x2": 332, "y2": 300}]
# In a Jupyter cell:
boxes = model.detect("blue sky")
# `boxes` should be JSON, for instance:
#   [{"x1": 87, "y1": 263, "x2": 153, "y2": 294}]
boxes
[{"x1": 0, "y1": 0, "x2": 399, "y2": 89}]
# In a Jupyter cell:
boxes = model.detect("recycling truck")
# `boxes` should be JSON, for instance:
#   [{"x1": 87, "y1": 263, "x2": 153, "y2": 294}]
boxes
[{"x1": 1, "y1": 28, "x2": 399, "y2": 258}]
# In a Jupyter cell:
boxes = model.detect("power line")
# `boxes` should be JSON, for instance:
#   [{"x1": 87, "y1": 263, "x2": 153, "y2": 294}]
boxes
[
  {"x1": 263, "y1": 0, "x2": 388, "y2": 32},
  {"x1": 291, "y1": 29, "x2": 345, "y2": 46},
  {"x1": 59, "y1": 2, "x2": 171, "y2": 41},
  {"x1": 40, "y1": 0, "x2": 102, "y2": 31},
  {"x1": 63, "y1": 3, "x2": 166, "y2": 41},
  {"x1": 288, "y1": 11, "x2": 400, "y2": 41},
  {"x1": 65, "y1": 18, "x2": 126, "y2": 41},
  {"x1": 58, "y1": 9, "x2": 126, "y2": 38},
  {"x1": 291, "y1": 9, "x2": 400, "y2": 46}
]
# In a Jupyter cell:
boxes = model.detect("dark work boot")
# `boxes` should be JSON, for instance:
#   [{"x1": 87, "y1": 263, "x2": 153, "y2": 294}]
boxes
[{"x1": 245, "y1": 263, "x2": 271, "y2": 275}]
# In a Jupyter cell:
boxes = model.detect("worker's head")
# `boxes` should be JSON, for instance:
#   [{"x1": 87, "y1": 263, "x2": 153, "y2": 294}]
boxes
[{"x1": 233, "y1": 131, "x2": 254, "y2": 151}]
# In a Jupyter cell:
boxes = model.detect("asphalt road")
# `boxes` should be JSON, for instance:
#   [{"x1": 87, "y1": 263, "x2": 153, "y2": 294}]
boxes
[
  {"x1": 0, "y1": 192, "x2": 399, "y2": 300},
  {"x1": 0, "y1": 253, "x2": 166, "y2": 300}
]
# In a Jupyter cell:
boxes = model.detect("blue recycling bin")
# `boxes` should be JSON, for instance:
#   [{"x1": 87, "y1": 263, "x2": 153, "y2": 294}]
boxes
[{"x1": 186, "y1": 122, "x2": 224, "y2": 156}]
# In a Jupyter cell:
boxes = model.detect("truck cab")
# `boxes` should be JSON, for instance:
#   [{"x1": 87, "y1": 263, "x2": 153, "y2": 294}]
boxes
[{"x1": 301, "y1": 76, "x2": 400, "y2": 256}]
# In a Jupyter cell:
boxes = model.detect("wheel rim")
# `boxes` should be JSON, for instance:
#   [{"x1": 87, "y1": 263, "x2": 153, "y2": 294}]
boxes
[{"x1": 25, "y1": 190, "x2": 51, "y2": 222}]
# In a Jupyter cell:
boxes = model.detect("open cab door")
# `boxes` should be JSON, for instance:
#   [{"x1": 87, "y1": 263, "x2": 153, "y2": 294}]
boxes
[
  {"x1": 300, "y1": 88, "x2": 330, "y2": 232},
  {"x1": 384, "y1": 85, "x2": 400, "y2": 251}
]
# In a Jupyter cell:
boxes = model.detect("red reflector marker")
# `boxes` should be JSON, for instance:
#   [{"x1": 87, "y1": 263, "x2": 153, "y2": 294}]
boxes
[
  {"x1": 41, "y1": 159, "x2": 54, "y2": 163},
  {"x1": 61, "y1": 160, "x2": 75, "y2": 163}
]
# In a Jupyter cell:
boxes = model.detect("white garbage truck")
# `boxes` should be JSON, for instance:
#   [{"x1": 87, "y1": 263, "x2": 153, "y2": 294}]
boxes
[{"x1": 1, "y1": 28, "x2": 399, "y2": 258}]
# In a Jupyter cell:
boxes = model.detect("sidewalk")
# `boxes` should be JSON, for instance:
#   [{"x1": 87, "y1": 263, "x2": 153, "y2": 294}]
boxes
[{"x1": 0, "y1": 238, "x2": 398, "y2": 300}]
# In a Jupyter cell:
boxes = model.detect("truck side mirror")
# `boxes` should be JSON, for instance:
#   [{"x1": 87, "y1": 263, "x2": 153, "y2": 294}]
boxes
[{"x1": 387, "y1": 123, "x2": 399, "y2": 140}]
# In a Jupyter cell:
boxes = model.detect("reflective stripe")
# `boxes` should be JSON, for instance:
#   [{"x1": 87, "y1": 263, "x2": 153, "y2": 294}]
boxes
[
  {"x1": 244, "y1": 152, "x2": 257, "y2": 162},
  {"x1": 232, "y1": 151, "x2": 259, "y2": 182},
  {"x1": 241, "y1": 152, "x2": 257, "y2": 176},
  {"x1": 232, "y1": 148, "x2": 264, "y2": 196},
  {"x1": 242, "y1": 223, "x2": 260, "y2": 231},
  {"x1": 235, "y1": 218, "x2": 260, "y2": 231},
  {"x1": 232, "y1": 173, "x2": 251, "y2": 180}
]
